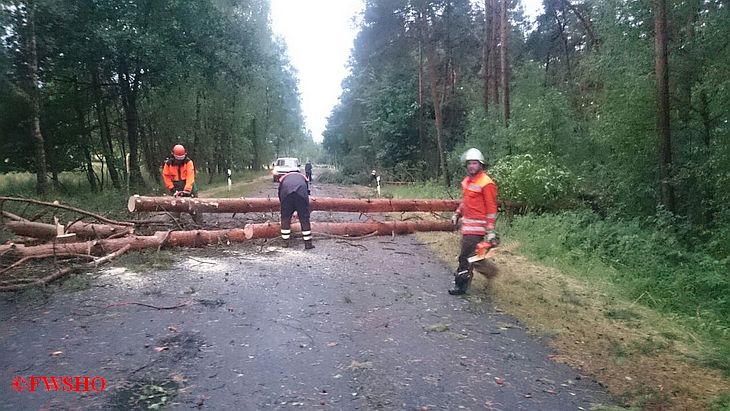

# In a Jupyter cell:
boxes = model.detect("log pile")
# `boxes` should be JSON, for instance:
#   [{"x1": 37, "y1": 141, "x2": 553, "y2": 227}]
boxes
[{"x1": 1, "y1": 196, "x2": 458, "y2": 291}]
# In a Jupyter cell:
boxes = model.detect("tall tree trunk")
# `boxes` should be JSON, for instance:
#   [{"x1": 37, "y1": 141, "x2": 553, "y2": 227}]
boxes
[
  {"x1": 562, "y1": 0, "x2": 599, "y2": 50},
  {"x1": 654, "y1": 0, "x2": 675, "y2": 212},
  {"x1": 26, "y1": 5, "x2": 49, "y2": 195},
  {"x1": 90, "y1": 67, "x2": 122, "y2": 189},
  {"x1": 74, "y1": 95, "x2": 98, "y2": 192},
  {"x1": 418, "y1": 10, "x2": 425, "y2": 163},
  {"x1": 483, "y1": 0, "x2": 493, "y2": 112},
  {"x1": 698, "y1": 89, "x2": 714, "y2": 224},
  {"x1": 191, "y1": 88, "x2": 202, "y2": 161},
  {"x1": 678, "y1": 0, "x2": 699, "y2": 125},
  {"x1": 118, "y1": 59, "x2": 145, "y2": 190},
  {"x1": 490, "y1": 0, "x2": 500, "y2": 105},
  {"x1": 558, "y1": 7, "x2": 572, "y2": 80},
  {"x1": 423, "y1": 9, "x2": 450, "y2": 187},
  {"x1": 500, "y1": 0, "x2": 511, "y2": 127},
  {"x1": 140, "y1": 121, "x2": 161, "y2": 185},
  {"x1": 251, "y1": 117, "x2": 260, "y2": 170}
]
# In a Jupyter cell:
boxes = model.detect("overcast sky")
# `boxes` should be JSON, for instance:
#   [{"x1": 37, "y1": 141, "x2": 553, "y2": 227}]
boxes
[{"x1": 269, "y1": 0, "x2": 544, "y2": 143}]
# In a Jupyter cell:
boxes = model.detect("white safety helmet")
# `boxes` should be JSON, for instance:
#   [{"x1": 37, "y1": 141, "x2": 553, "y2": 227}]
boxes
[{"x1": 461, "y1": 148, "x2": 485, "y2": 165}]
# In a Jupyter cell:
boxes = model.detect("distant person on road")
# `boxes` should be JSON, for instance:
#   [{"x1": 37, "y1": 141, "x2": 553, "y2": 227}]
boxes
[
  {"x1": 162, "y1": 144, "x2": 198, "y2": 197},
  {"x1": 305, "y1": 159, "x2": 313, "y2": 182},
  {"x1": 278, "y1": 170, "x2": 314, "y2": 250},
  {"x1": 369, "y1": 169, "x2": 378, "y2": 187},
  {"x1": 449, "y1": 148, "x2": 498, "y2": 295}
]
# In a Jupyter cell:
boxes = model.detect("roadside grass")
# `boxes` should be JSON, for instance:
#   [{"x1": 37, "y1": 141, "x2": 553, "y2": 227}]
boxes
[
  {"x1": 198, "y1": 170, "x2": 269, "y2": 198},
  {"x1": 383, "y1": 181, "x2": 730, "y2": 410}
]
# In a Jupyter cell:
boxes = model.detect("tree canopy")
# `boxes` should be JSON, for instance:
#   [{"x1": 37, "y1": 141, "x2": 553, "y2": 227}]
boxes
[
  {"x1": 0, "y1": 0, "x2": 315, "y2": 193},
  {"x1": 324, "y1": 0, "x2": 730, "y2": 235}
]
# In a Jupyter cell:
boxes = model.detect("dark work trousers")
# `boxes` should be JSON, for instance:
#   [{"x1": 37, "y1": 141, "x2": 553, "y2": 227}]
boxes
[
  {"x1": 280, "y1": 193, "x2": 312, "y2": 240},
  {"x1": 457, "y1": 234, "x2": 483, "y2": 272}
]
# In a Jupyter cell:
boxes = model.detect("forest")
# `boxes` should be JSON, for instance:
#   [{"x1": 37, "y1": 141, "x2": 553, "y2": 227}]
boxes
[{"x1": 0, "y1": 0, "x2": 316, "y2": 194}]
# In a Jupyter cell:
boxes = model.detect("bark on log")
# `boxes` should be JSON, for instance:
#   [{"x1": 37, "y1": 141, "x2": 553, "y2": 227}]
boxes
[
  {"x1": 128, "y1": 195, "x2": 461, "y2": 214},
  {"x1": 0, "y1": 220, "x2": 455, "y2": 258},
  {"x1": 5, "y1": 221, "x2": 134, "y2": 240}
]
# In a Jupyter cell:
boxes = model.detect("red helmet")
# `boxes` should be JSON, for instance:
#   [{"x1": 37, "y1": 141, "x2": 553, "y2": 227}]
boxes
[{"x1": 172, "y1": 144, "x2": 186, "y2": 160}]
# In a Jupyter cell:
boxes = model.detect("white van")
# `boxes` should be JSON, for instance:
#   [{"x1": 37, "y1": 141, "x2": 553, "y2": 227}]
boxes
[{"x1": 272, "y1": 157, "x2": 300, "y2": 182}]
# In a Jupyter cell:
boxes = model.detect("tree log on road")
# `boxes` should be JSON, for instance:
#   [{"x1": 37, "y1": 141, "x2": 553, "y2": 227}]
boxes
[
  {"x1": 0, "y1": 220, "x2": 455, "y2": 258},
  {"x1": 128, "y1": 195, "x2": 461, "y2": 214},
  {"x1": 5, "y1": 221, "x2": 134, "y2": 240}
]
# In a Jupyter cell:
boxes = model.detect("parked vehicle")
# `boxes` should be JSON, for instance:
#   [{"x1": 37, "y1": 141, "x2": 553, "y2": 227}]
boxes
[{"x1": 272, "y1": 157, "x2": 300, "y2": 182}]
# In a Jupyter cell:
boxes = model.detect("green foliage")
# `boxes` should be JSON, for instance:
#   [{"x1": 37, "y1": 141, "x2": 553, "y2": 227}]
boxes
[
  {"x1": 708, "y1": 393, "x2": 730, "y2": 411},
  {"x1": 382, "y1": 180, "x2": 460, "y2": 200},
  {"x1": 506, "y1": 210, "x2": 730, "y2": 329},
  {"x1": 0, "y1": 0, "x2": 310, "y2": 193},
  {"x1": 316, "y1": 170, "x2": 369, "y2": 185},
  {"x1": 490, "y1": 154, "x2": 578, "y2": 210}
]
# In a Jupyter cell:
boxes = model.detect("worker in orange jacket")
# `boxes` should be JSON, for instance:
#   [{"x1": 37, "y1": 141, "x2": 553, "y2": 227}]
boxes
[
  {"x1": 162, "y1": 144, "x2": 198, "y2": 197},
  {"x1": 449, "y1": 148, "x2": 498, "y2": 295}
]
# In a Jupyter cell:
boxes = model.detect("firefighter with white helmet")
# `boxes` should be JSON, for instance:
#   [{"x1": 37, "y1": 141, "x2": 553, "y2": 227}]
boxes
[{"x1": 449, "y1": 148, "x2": 499, "y2": 295}]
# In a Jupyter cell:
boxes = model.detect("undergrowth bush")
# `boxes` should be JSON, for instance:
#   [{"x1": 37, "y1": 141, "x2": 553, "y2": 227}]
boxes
[
  {"x1": 507, "y1": 210, "x2": 730, "y2": 334},
  {"x1": 489, "y1": 153, "x2": 579, "y2": 210}
]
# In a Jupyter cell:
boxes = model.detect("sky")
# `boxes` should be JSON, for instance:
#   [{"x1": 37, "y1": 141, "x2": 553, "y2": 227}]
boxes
[{"x1": 269, "y1": 0, "x2": 544, "y2": 144}]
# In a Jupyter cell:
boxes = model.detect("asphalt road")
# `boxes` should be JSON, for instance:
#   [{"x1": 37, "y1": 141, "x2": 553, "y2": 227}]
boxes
[{"x1": 0, "y1": 179, "x2": 613, "y2": 410}]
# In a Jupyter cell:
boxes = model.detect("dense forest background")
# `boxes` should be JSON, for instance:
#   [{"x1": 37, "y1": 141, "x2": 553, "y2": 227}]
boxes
[
  {"x1": 323, "y1": 0, "x2": 729, "y2": 253},
  {"x1": 0, "y1": 0, "x2": 318, "y2": 194}
]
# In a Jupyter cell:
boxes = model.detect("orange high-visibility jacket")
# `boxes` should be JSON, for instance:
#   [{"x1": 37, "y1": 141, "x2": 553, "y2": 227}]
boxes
[
  {"x1": 162, "y1": 158, "x2": 195, "y2": 193},
  {"x1": 457, "y1": 171, "x2": 498, "y2": 236}
]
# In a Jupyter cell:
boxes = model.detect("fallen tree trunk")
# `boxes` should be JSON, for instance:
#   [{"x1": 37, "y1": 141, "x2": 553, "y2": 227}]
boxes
[
  {"x1": 0, "y1": 220, "x2": 455, "y2": 258},
  {"x1": 5, "y1": 221, "x2": 134, "y2": 240},
  {"x1": 128, "y1": 195, "x2": 461, "y2": 214}
]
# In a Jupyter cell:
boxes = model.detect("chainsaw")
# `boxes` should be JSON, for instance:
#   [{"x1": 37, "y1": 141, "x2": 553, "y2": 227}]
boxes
[{"x1": 467, "y1": 238, "x2": 499, "y2": 278}]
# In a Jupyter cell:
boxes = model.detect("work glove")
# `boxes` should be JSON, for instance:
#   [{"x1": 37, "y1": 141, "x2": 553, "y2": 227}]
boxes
[
  {"x1": 486, "y1": 230, "x2": 500, "y2": 247},
  {"x1": 450, "y1": 213, "x2": 460, "y2": 226}
]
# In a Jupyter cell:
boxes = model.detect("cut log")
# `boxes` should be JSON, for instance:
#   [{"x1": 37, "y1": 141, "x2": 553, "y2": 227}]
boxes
[
  {"x1": 128, "y1": 195, "x2": 461, "y2": 214},
  {"x1": 0, "y1": 220, "x2": 455, "y2": 258},
  {"x1": 5, "y1": 220, "x2": 134, "y2": 240}
]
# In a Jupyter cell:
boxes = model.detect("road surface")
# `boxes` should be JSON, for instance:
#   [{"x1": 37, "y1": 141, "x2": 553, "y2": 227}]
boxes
[{"x1": 0, "y1": 179, "x2": 613, "y2": 410}]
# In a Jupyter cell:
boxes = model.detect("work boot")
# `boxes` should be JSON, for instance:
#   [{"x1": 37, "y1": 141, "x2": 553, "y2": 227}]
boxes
[
  {"x1": 282, "y1": 238, "x2": 290, "y2": 248},
  {"x1": 304, "y1": 240, "x2": 315, "y2": 250},
  {"x1": 448, "y1": 270, "x2": 472, "y2": 295}
]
